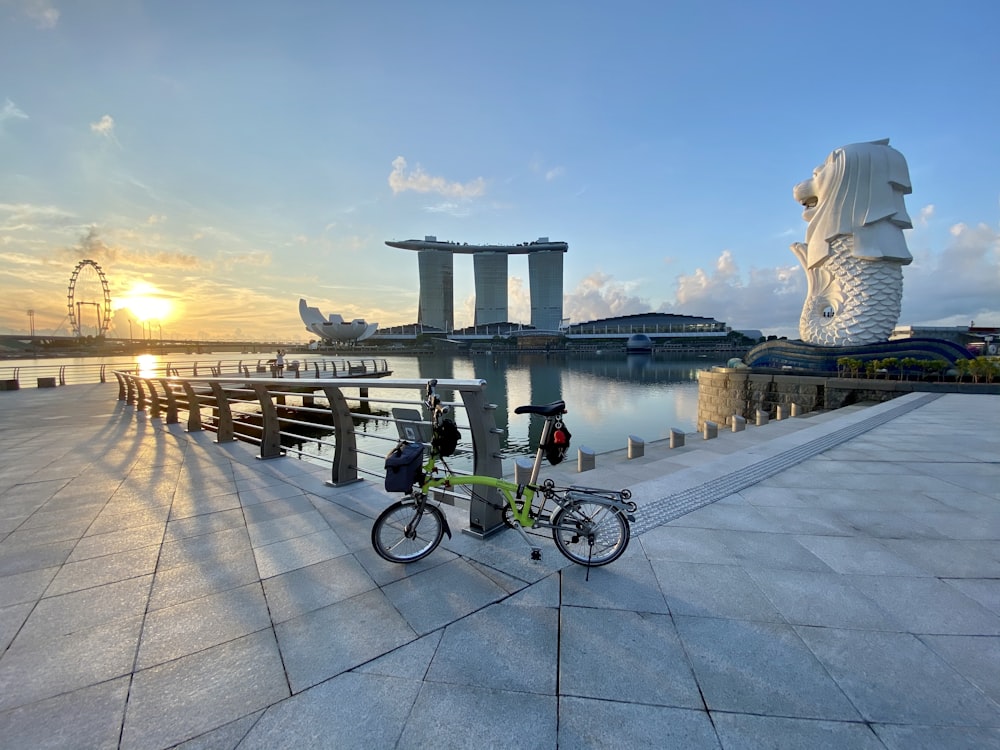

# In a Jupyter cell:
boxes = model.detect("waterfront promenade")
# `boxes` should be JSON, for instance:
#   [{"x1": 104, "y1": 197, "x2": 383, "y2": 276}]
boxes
[{"x1": 1, "y1": 383, "x2": 998, "y2": 748}]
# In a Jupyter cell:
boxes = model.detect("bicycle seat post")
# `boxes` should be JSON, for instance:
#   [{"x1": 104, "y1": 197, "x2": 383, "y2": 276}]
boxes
[{"x1": 528, "y1": 414, "x2": 556, "y2": 486}]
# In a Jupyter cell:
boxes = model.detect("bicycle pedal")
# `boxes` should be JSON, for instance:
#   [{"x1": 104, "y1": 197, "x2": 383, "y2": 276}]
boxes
[{"x1": 530, "y1": 548, "x2": 542, "y2": 561}]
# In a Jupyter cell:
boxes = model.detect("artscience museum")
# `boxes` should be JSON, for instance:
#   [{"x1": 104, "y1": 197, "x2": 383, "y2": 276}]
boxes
[{"x1": 299, "y1": 299, "x2": 377, "y2": 343}]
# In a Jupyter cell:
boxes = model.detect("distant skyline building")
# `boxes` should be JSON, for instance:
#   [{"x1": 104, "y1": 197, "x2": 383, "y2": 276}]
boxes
[{"x1": 384, "y1": 236, "x2": 569, "y2": 331}]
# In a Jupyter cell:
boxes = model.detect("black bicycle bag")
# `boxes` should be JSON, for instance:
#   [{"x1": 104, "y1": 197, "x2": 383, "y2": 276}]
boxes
[
  {"x1": 545, "y1": 420, "x2": 572, "y2": 465},
  {"x1": 384, "y1": 442, "x2": 425, "y2": 493},
  {"x1": 433, "y1": 418, "x2": 461, "y2": 457}
]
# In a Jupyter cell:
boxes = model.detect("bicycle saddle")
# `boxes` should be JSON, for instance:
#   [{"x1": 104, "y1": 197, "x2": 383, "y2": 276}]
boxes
[{"x1": 514, "y1": 400, "x2": 566, "y2": 417}]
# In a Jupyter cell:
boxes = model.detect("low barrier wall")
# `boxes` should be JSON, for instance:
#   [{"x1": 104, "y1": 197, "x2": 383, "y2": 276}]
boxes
[{"x1": 697, "y1": 368, "x2": 1000, "y2": 429}]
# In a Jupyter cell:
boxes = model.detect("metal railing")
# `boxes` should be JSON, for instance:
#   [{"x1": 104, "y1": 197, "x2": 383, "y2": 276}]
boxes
[
  {"x1": 112, "y1": 371, "x2": 506, "y2": 537},
  {"x1": 0, "y1": 357, "x2": 390, "y2": 388}
]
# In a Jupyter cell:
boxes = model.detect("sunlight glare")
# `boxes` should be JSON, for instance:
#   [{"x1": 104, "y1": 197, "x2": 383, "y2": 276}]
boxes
[
  {"x1": 136, "y1": 354, "x2": 159, "y2": 378},
  {"x1": 116, "y1": 282, "x2": 173, "y2": 322}
]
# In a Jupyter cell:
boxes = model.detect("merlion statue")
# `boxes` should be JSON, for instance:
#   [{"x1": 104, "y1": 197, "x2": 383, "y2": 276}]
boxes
[{"x1": 791, "y1": 139, "x2": 913, "y2": 346}]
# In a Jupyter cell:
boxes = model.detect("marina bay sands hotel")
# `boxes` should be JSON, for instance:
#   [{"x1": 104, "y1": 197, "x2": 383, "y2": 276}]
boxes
[{"x1": 384, "y1": 236, "x2": 568, "y2": 332}]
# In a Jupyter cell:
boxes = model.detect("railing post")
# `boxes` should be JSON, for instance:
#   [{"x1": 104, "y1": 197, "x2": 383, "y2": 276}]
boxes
[
  {"x1": 181, "y1": 382, "x2": 202, "y2": 431},
  {"x1": 100, "y1": 364, "x2": 107, "y2": 383},
  {"x1": 135, "y1": 378, "x2": 147, "y2": 412},
  {"x1": 458, "y1": 384, "x2": 505, "y2": 538},
  {"x1": 321, "y1": 385, "x2": 360, "y2": 486},
  {"x1": 208, "y1": 382, "x2": 235, "y2": 442},
  {"x1": 253, "y1": 383, "x2": 284, "y2": 459},
  {"x1": 145, "y1": 379, "x2": 161, "y2": 419},
  {"x1": 158, "y1": 378, "x2": 179, "y2": 423}
]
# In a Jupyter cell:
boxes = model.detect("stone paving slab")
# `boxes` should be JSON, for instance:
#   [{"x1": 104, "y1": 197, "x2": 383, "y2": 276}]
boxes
[{"x1": 0, "y1": 384, "x2": 998, "y2": 748}]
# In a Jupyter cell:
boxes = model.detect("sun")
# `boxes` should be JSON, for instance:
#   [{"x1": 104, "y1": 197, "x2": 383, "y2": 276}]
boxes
[{"x1": 116, "y1": 282, "x2": 173, "y2": 322}]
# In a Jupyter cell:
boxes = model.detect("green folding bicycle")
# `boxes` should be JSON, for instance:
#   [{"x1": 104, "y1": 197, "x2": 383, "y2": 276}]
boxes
[{"x1": 372, "y1": 380, "x2": 636, "y2": 569}]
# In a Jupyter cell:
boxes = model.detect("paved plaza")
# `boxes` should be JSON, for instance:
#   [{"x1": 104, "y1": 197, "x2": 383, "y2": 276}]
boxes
[{"x1": 1, "y1": 383, "x2": 999, "y2": 749}]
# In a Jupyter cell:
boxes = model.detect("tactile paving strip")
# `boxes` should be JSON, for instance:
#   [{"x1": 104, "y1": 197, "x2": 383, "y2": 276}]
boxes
[{"x1": 633, "y1": 393, "x2": 942, "y2": 536}]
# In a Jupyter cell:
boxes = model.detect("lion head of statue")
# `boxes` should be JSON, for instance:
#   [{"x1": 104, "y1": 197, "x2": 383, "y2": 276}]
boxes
[{"x1": 792, "y1": 139, "x2": 913, "y2": 269}]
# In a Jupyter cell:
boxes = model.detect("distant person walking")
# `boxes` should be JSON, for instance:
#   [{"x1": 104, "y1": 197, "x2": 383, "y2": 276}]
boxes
[{"x1": 275, "y1": 350, "x2": 285, "y2": 377}]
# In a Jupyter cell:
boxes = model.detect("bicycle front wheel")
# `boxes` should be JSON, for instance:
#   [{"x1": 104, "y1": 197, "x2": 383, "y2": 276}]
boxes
[
  {"x1": 371, "y1": 498, "x2": 445, "y2": 563},
  {"x1": 551, "y1": 500, "x2": 630, "y2": 567}
]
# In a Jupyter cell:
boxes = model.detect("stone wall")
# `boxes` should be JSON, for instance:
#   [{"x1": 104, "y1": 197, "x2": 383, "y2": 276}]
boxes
[{"x1": 697, "y1": 368, "x2": 999, "y2": 429}]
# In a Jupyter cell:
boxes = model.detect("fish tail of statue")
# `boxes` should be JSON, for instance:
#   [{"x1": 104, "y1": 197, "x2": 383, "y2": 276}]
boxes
[{"x1": 791, "y1": 140, "x2": 913, "y2": 348}]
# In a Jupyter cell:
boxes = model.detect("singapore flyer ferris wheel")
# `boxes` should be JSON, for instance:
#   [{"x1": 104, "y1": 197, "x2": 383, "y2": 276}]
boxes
[{"x1": 67, "y1": 259, "x2": 113, "y2": 338}]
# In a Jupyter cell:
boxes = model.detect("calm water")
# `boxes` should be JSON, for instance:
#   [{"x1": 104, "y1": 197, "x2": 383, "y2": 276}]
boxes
[
  {"x1": 2, "y1": 351, "x2": 722, "y2": 468},
  {"x1": 377, "y1": 352, "x2": 713, "y2": 457}
]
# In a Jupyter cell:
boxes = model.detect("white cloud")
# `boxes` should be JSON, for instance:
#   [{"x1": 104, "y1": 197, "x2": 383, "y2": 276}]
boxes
[
  {"x1": 0, "y1": 202, "x2": 77, "y2": 231},
  {"x1": 90, "y1": 114, "x2": 123, "y2": 149},
  {"x1": 508, "y1": 276, "x2": 530, "y2": 322},
  {"x1": 423, "y1": 201, "x2": 472, "y2": 217},
  {"x1": 565, "y1": 272, "x2": 651, "y2": 322},
  {"x1": 0, "y1": 98, "x2": 29, "y2": 130},
  {"x1": 13, "y1": 0, "x2": 59, "y2": 28},
  {"x1": 900, "y1": 221, "x2": 1000, "y2": 326},
  {"x1": 545, "y1": 166, "x2": 565, "y2": 181},
  {"x1": 90, "y1": 114, "x2": 117, "y2": 138},
  {"x1": 663, "y1": 250, "x2": 806, "y2": 337},
  {"x1": 647, "y1": 224, "x2": 1000, "y2": 337},
  {"x1": 919, "y1": 204, "x2": 935, "y2": 227},
  {"x1": 388, "y1": 156, "x2": 486, "y2": 199}
]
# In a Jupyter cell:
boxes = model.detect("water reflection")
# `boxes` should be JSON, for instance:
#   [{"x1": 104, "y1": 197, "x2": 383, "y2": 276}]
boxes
[{"x1": 136, "y1": 354, "x2": 158, "y2": 378}]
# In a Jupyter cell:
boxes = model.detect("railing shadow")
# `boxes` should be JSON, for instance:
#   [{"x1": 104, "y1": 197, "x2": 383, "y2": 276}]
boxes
[{"x1": 112, "y1": 372, "x2": 507, "y2": 537}]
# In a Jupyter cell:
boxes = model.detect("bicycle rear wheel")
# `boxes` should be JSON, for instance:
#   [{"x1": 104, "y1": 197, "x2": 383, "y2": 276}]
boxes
[
  {"x1": 551, "y1": 499, "x2": 630, "y2": 566},
  {"x1": 371, "y1": 498, "x2": 445, "y2": 563}
]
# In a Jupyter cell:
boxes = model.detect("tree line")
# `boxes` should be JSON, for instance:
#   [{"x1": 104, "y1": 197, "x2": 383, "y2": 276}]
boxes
[{"x1": 836, "y1": 356, "x2": 999, "y2": 383}]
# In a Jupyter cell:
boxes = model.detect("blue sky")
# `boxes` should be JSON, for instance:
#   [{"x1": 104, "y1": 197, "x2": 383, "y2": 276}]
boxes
[{"x1": 1, "y1": 0, "x2": 998, "y2": 341}]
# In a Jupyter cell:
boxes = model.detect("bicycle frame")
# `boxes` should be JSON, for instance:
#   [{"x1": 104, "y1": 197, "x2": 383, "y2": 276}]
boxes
[{"x1": 415, "y1": 416, "x2": 634, "y2": 553}]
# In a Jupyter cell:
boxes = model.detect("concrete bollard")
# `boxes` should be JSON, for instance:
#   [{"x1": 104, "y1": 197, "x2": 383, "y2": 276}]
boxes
[
  {"x1": 732, "y1": 415, "x2": 746, "y2": 432},
  {"x1": 628, "y1": 435, "x2": 644, "y2": 459},
  {"x1": 578, "y1": 446, "x2": 596, "y2": 472},
  {"x1": 756, "y1": 409, "x2": 769, "y2": 426},
  {"x1": 702, "y1": 421, "x2": 718, "y2": 440},
  {"x1": 790, "y1": 403, "x2": 802, "y2": 417},
  {"x1": 514, "y1": 457, "x2": 534, "y2": 485},
  {"x1": 669, "y1": 428, "x2": 685, "y2": 449},
  {"x1": 776, "y1": 405, "x2": 788, "y2": 420}
]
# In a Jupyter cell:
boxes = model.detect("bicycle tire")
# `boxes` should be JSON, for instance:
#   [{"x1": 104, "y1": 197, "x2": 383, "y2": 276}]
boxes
[
  {"x1": 371, "y1": 498, "x2": 445, "y2": 563},
  {"x1": 551, "y1": 499, "x2": 630, "y2": 567}
]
